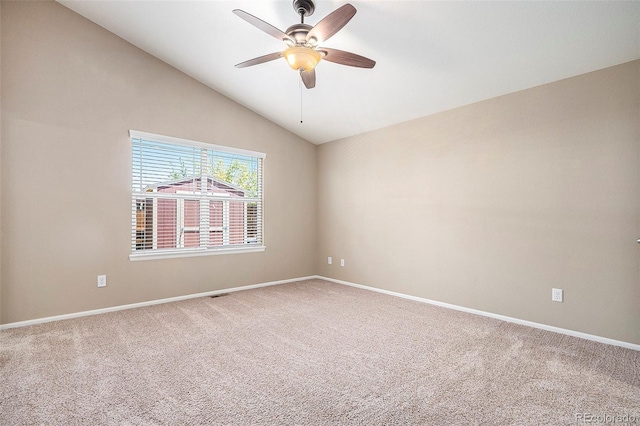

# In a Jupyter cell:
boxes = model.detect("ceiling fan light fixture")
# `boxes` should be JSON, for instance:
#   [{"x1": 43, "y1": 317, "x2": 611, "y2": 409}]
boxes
[
  {"x1": 283, "y1": 46, "x2": 321, "y2": 72},
  {"x1": 233, "y1": 2, "x2": 375, "y2": 88}
]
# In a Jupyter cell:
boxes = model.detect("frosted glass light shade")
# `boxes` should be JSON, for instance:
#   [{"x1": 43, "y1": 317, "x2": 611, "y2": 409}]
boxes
[{"x1": 283, "y1": 47, "x2": 321, "y2": 72}]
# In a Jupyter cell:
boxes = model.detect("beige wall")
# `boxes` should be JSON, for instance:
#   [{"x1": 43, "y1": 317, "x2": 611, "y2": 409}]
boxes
[
  {"x1": 318, "y1": 60, "x2": 640, "y2": 344},
  {"x1": 0, "y1": 1, "x2": 317, "y2": 323}
]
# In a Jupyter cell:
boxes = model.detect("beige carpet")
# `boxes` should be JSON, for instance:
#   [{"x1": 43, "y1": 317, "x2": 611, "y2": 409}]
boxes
[{"x1": 1, "y1": 279, "x2": 639, "y2": 425}]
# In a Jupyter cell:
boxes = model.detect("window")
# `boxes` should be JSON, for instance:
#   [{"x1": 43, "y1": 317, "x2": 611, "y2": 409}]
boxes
[{"x1": 130, "y1": 130, "x2": 265, "y2": 261}]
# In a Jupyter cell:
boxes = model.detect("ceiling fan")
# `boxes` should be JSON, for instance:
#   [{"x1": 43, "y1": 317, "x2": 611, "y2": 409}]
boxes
[{"x1": 233, "y1": 0, "x2": 376, "y2": 89}]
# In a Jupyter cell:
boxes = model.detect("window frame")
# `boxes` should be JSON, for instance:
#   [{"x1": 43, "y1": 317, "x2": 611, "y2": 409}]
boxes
[{"x1": 129, "y1": 130, "x2": 266, "y2": 261}]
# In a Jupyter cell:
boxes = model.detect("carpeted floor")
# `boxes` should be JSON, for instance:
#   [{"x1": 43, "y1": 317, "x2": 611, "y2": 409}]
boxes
[{"x1": 1, "y1": 279, "x2": 639, "y2": 425}]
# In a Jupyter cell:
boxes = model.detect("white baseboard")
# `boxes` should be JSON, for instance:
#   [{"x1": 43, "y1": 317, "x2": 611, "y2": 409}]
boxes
[
  {"x1": 4, "y1": 274, "x2": 639, "y2": 351},
  {"x1": 317, "y1": 275, "x2": 640, "y2": 352},
  {"x1": 0, "y1": 276, "x2": 317, "y2": 330}
]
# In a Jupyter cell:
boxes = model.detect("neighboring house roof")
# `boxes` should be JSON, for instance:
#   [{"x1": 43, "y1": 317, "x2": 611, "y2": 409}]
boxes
[{"x1": 145, "y1": 175, "x2": 245, "y2": 196}]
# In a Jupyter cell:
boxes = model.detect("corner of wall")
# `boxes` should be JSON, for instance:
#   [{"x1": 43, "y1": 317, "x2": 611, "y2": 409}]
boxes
[{"x1": 314, "y1": 142, "x2": 320, "y2": 275}]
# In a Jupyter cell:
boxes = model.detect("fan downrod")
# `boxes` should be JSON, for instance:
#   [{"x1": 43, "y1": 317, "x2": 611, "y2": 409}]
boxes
[{"x1": 293, "y1": 0, "x2": 315, "y2": 19}]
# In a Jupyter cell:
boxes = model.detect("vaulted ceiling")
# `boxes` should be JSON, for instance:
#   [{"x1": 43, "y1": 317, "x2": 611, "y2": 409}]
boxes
[{"x1": 57, "y1": 1, "x2": 640, "y2": 144}]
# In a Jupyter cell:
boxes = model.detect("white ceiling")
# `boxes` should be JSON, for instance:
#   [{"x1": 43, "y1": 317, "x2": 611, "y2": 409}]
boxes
[{"x1": 57, "y1": 1, "x2": 640, "y2": 144}]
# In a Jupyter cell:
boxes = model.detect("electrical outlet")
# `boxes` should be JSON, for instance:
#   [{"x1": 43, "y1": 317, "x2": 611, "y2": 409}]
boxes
[
  {"x1": 97, "y1": 275, "x2": 107, "y2": 288},
  {"x1": 552, "y1": 288, "x2": 563, "y2": 302},
  {"x1": 327, "y1": 257, "x2": 332, "y2": 265},
  {"x1": 340, "y1": 259, "x2": 345, "y2": 267}
]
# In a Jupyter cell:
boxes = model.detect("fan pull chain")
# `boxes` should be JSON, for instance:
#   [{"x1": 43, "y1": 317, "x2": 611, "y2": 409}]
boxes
[{"x1": 299, "y1": 72, "x2": 304, "y2": 124}]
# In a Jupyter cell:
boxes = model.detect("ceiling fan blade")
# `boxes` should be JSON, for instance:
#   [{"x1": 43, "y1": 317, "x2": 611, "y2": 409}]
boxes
[
  {"x1": 306, "y1": 3, "x2": 356, "y2": 44},
  {"x1": 320, "y1": 48, "x2": 376, "y2": 68},
  {"x1": 235, "y1": 52, "x2": 283, "y2": 68},
  {"x1": 233, "y1": 9, "x2": 293, "y2": 43},
  {"x1": 300, "y1": 69, "x2": 316, "y2": 89}
]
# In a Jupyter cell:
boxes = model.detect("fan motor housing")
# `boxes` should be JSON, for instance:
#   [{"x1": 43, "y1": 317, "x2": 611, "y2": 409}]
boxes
[
  {"x1": 286, "y1": 23, "x2": 313, "y2": 44},
  {"x1": 293, "y1": 0, "x2": 315, "y2": 17}
]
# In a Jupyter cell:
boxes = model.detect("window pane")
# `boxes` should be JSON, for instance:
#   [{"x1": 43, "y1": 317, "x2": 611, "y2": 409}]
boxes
[
  {"x1": 157, "y1": 198, "x2": 177, "y2": 249},
  {"x1": 132, "y1": 140, "x2": 200, "y2": 192},
  {"x1": 208, "y1": 151, "x2": 259, "y2": 197},
  {"x1": 246, "y1": 202, "x2": 258, "y2": 243}
]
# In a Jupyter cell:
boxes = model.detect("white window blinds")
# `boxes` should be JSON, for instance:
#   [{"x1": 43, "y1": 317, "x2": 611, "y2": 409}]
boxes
[{"x1": 130, "y1": 130, "x2": 265, "y2": 261}]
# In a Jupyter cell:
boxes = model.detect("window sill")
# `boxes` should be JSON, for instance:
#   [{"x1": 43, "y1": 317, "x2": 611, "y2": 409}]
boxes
[{"x1": 129, "y1": 245, "x2": 266, "y2": 262}]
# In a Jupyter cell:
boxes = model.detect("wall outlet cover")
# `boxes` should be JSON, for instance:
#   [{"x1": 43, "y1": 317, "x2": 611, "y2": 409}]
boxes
[
  {"x1": 97, "y1": 275, "x2": 107, "y2": 288},
  {"x1": 552, "y1": 288, "x2": 563, "y2": 302}
]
